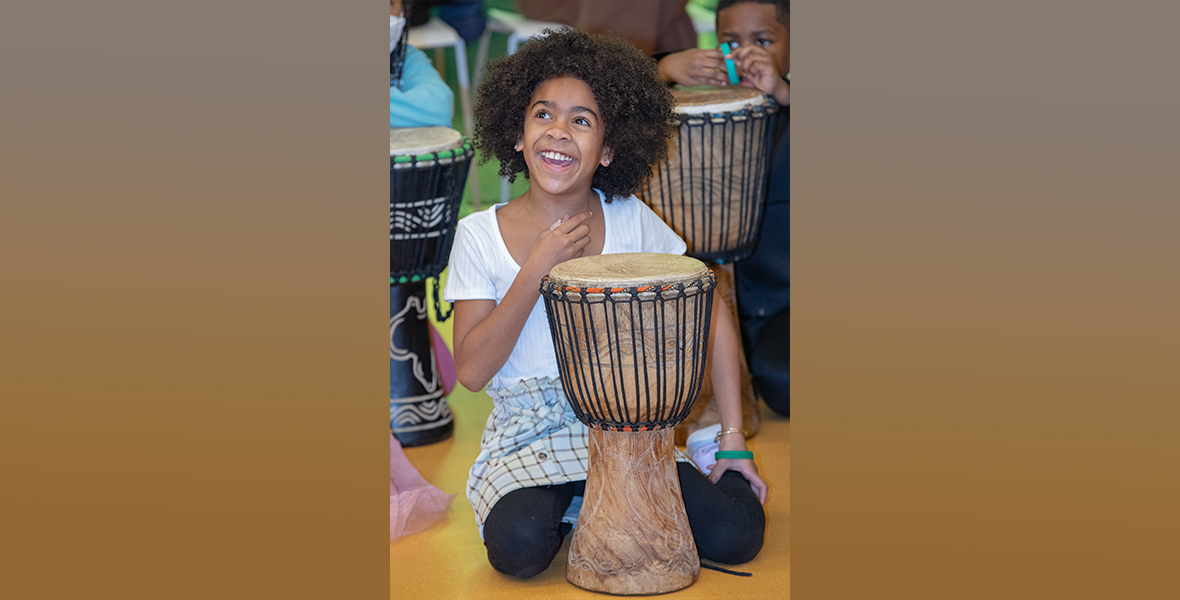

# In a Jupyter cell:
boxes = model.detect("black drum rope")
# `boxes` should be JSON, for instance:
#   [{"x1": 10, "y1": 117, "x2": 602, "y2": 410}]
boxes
[
  {"x1": 389, "y1": 140, "x2": 472, "y2": 323},
  {"x1": 540, "y1": 272, "x2": 716, "y2": 431},
  {"x1": 429, "y1": 161, "x2": 455, "y2": 322},
  {"x1": 638, "y1": 98, "x2": 777, "y2": 265}
]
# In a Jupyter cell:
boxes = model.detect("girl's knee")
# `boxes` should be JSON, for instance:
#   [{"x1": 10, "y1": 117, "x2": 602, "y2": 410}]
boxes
[
  {"x1": 696, "y1": 514, "x2": 765, "y2": 565},
  {"x1": 483, "y1": 521, "x2": 563, "y2": 578},
  {"x1": 694, "y1": 475, "x2": 766, "y2": 564}
]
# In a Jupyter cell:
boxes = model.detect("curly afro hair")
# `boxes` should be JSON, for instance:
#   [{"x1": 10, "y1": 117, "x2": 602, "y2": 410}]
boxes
[{"x1": 473, "y1": 27, "x2": 677, "y2": 202}]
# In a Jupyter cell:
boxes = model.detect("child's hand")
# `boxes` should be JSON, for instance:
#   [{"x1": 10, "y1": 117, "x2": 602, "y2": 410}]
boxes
[
  {"x1": 730, "y1": 45, "x2": 790, "y2": 106},
  {"x1": 525, "y1": 210, "x2": 593, "y2": 275},
  {"x1": 707, "y1": 433, "x2": 769, "y2": 504},
  {"x1": 657, "y1": 49, "x2": 730, "y2": 87}
]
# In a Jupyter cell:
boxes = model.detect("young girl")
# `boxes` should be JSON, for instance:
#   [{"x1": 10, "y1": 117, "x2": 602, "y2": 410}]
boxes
[{"x1": 444, "y1": 28, "x2": 768, "y2": 579}]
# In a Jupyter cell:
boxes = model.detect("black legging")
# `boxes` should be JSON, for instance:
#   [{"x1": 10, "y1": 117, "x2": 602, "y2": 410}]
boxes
[
  {"x1": 483, "y1": 463, "x2": 765, "y2": 579},
  {"x1": 750, "y1": 309, "x2": 790, "y2": 418}
]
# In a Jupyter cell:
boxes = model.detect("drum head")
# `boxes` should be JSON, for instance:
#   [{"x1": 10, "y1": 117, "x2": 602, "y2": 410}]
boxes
[
  {"x1": 548, "y1": 253, "x2": 709, "y2": 289},
  {"x1": 390, "y1": 127, "x2": 463, "y2": 157},
  {"x1": 671, "y1": 85, "x2": 767, "y2": 115}
]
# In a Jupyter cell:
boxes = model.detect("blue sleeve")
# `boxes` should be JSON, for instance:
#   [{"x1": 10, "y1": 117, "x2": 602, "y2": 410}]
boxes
[{"x1": 390, "y1": 46, "x2": 455, "y2": 128}]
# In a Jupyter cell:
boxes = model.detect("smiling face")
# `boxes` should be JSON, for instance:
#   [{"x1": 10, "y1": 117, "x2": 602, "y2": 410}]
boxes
[
  {"x1": 520, "y1": 77, "x2": 612, "y2": 197},
  {"x1": 718, "y1": 2, "x2": 790, "y2": 74}
]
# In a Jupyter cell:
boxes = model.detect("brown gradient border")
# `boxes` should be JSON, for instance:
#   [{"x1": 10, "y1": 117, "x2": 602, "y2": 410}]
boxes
[
  {"x1": 795, "y1": 1, "x2": 1180, "y2": 598},
  {"x1": 5, "y1": 1, "x2": 1180, "y2": 599},
  {"x1": 2, "y1": 2, "x2": 387, "y2": 598}
]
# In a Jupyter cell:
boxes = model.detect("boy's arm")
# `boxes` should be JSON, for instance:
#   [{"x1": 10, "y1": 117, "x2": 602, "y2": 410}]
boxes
[
  {"x1": 656, "y1": 48, "x2": 731, "y2": 87},
  {"x1": 706, "y1": 294, "x2": 769, "y2": 504},
  {"x1": 390, "y1": 46, "x2": 455, "y2": 128}
]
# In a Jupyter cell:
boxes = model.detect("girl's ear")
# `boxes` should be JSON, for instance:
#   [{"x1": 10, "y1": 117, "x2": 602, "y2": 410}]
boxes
[
  {"x1": 514, "y1": 138, "x2": 523, "y2": 152},
  {"x1": 600, "y1": 147, "x2": 613, "y2": 167}
]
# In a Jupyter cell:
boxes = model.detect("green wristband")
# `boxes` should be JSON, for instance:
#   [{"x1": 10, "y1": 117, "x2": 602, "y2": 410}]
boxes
[{"x1": 714, "y1": 450, "x2": 753, "y2": 460}]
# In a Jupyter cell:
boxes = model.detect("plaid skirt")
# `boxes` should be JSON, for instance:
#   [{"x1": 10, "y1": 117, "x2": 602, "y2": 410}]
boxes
[{"x1": 467, "y1": 376, "x2": 689, "y2": 537}]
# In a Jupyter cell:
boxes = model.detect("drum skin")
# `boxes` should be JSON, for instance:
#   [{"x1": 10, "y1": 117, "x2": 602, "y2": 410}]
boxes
[{"x1": 541, "y1": 253, "x2": 716, "y2": 595}]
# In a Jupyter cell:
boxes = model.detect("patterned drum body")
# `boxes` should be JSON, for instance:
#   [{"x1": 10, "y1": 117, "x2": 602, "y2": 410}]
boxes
[
  {"x1": 638, "y1": 86, "x2": 775, "y2": 263},
  {"x1": 390, "y1": 127, "x2": 472, "y2": 282},
  {"x1": 541, "y1": 253, "x2": 716, "y2": 595},
  {"x1": 389, "y1": 282, "x2": 453, "y2": 447}
]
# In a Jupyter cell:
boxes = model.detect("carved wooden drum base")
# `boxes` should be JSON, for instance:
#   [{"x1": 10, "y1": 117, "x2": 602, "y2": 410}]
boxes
[{"x1": 567, "y1": 428, "x2": 699, "y2": 595}]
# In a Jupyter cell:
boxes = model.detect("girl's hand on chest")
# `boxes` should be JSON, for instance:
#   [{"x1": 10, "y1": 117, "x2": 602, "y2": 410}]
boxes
[{"x1": 523, "y1": 210, "x2": 597, "y2": 274}]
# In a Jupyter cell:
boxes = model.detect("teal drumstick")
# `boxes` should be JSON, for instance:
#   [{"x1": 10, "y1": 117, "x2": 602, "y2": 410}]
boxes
[{"x1": 720, "y1": 42, "x2": 740, "y2": 85}]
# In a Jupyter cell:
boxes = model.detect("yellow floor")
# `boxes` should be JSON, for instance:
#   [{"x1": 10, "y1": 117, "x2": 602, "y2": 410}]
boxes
[{"x1": 390, "y1": 313, "x2": 791, "y2": 599}]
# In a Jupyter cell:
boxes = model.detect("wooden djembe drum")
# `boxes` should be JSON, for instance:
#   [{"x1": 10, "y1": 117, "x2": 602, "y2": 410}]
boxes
[
  {"x1": 540, "y1": 253, "x2": 717, "y2": 595},
  {"x1": 638, "y1": 85, "x2": 776, "y2": 263}
]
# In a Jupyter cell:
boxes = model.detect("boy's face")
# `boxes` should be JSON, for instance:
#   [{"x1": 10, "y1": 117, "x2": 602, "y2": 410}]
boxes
[
  {"x1": 520, "y1": 77, "x2": 611, "y2": 197},
  {"x1": 390, "y1": 0, "x2": 402, "y2": 17},
  {"x1": 718, "y1": 3, "x2": 790, "y2": 74}
]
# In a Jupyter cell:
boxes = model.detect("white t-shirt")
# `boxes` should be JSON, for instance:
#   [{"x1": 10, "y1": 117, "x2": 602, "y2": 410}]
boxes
[{"x1": 443, "y1": 190, "x2": 687, "y2": 391}]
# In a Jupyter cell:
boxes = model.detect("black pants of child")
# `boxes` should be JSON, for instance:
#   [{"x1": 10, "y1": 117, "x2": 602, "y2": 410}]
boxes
[{"x1": 483, "y1": 463, "x2": 765, "y2": 579}]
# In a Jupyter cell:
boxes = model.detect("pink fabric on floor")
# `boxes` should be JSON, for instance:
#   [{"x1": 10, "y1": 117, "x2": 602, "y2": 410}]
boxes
[{"x1": 390, "y1": 432, "x2": 454, "y2": 542}]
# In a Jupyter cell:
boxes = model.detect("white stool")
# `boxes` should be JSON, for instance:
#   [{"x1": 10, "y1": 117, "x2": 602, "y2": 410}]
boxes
[
  {"x1": 408, "y1": 17, "x2": 473, "y2": 135},
  {"x1": 408, "y1": 16, "x2": 480, "y2": 208},
  {"x1": 474, "y1": 8, "x2": 563, "y2": 203}
]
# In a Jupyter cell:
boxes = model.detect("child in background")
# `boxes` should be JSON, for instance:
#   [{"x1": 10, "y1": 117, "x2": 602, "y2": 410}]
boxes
[
  {"x1": 390, "y1": 0, "x2": 454, "y2": 128},
  {"x1": 445, "y1": 28, "x2": 768, "y2": 579},
  {"x1": 657, "y1": 0, "x2": 791, "y2": 417}
]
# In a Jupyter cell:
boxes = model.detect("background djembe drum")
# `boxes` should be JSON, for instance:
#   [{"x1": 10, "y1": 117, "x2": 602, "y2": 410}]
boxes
[
  {"x1": 541, "y1": 253, "x2": 717, "y2": 595},
  {"x1": 639, "y1": 86, "x2": 775, "y2": 263},
  {"x1": 638, "y1": 86, "x2": 777, "y2": 445},
  {"x1": 389, "y1": 126, "x2": 471, "y2": 447}
]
